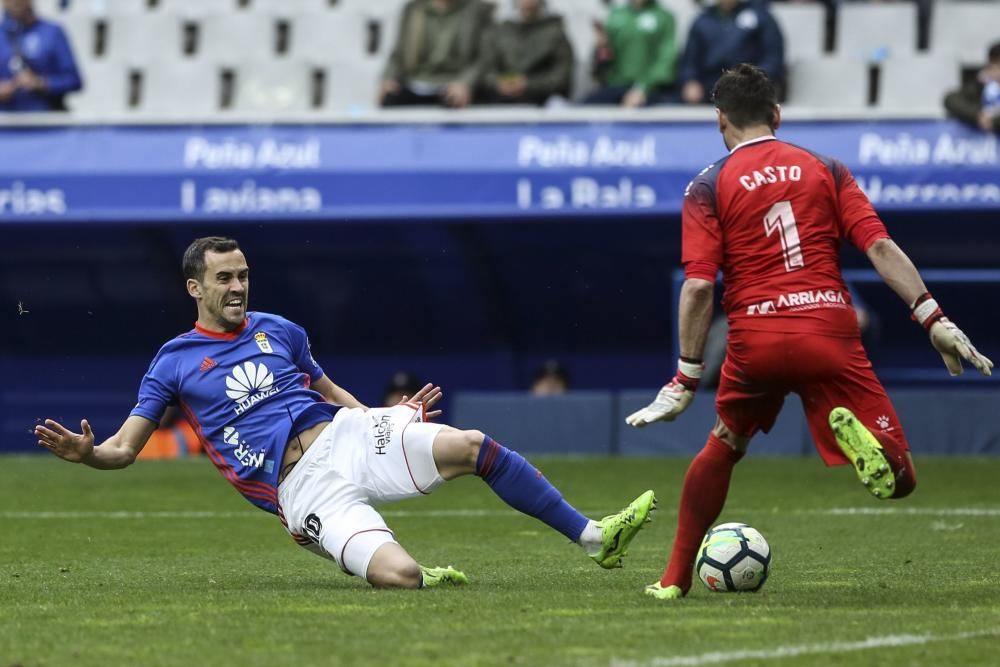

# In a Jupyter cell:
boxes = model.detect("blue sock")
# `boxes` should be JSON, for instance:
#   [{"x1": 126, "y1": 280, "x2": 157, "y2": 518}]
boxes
[{"x1": 476, "y1": 436, "x2": 589, "y2": 541}]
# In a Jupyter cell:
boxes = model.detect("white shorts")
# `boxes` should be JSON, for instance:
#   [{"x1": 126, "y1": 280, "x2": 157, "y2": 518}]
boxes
[{"x1": 277, "y1": 404, "x2": 445, "y2": 579}]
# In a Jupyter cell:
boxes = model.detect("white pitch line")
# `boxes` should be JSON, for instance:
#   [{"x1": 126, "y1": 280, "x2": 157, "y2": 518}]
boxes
[
  {"x1": 612, "y1": 629, "x2": 1000, "y2": 667},
  {"x1": 816, "y1": 507, "x2": 1000, "y2": 517},
  {"x1": 1, "y1": 507, "x2": 999, "y2": 520}
]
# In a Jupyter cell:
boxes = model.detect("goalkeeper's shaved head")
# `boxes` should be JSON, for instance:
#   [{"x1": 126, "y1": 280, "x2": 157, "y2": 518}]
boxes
[{"x1": 712, "y1": 64, "x2": 779, "y2": 130}]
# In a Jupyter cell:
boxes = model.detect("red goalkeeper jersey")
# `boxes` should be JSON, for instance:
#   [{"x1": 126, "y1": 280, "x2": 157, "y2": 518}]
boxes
[{"x1": 682, "y1": 135, "x2": 889, "y2": 337}]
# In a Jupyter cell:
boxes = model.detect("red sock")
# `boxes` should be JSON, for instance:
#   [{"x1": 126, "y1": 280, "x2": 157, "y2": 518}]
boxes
[
  {"x1": 660, "y1": 433, "x2": 745, "y2": 593},
  {"x1": 873, "y1": 431, "x2": 917, "y2": 499}
]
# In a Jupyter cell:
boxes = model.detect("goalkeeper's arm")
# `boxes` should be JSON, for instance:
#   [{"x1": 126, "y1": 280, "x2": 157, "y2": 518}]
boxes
[
  {"x1": 626, "y1": 278, "x2": 714, "y2": 427},
  {"x1": 866, "y1": 237, "x2": 993, "y2": 376}
]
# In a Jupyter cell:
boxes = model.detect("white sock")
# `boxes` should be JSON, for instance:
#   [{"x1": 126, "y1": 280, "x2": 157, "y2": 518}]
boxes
[{"x1": 578, "y1": 520, "x2": 603, "y2": 556}]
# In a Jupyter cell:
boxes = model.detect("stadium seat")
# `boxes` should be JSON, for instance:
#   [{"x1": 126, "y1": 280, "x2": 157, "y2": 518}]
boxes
[
  {"x1": 837, "y1": 3, "x2": 917, "y2": 60},
  {"x1": 64, "y1": 0, "x2": 153, "y2": 15},
  {"x1": 289, "y1": 12, "x2": 370, "y2": 63},
  {"x1": 563, "y1": 14, "x2": 596, "y2": 98},
  {"x1": 878, "y1": 55, "x2": 959, "y2": 112},
  {"x1": 68, "y1": 61, "x2": 132, "y2": 117},
  {"x1": 195, "y1": 14, "x2": 279, "y2": 64},
  {"x1": 786, "y1": 57, "x2": 868, "y2": 109},
  {"x1": 105, "y1": 14, "x2": 185, "y2": 64},
  {"x1": 231, "y1": 60, "x2": 316, "y2": 113},
  {"x1": 930, "y1": 2, "x2": 1000, "y2": 65},
  {"x1": 252, "y1": 0, "x2": 340, "y2": 14},
  {"x1": 60, "y1": 13, "x2": 98, "y2": 60},
  {"x1": 338, "y1": 0, "x2": 404, "y2": 59},
  {"x1": 33, "y1": 0, "x2": 68, "y2": 17},
  {"x1": 323, "y1": 57, "x2": 382, "y2": 113},
  {"x1": 771, "y1": 3, "x2": 825, "y2": 62},
  {"x1": 137, "y1": 61, "x2": 223, "y2": 116},
  {"x1": 157, "y1": 0, "x2": 242, "y2": 16}
]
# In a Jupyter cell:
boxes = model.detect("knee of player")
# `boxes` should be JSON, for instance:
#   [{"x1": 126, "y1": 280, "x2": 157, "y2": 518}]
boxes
[
  {"x1": 368, "y1": 561, "x2": 422, "y2": 589},
  {"x1": 462, "y1": 429, "x2": 487, "y2": 468}
]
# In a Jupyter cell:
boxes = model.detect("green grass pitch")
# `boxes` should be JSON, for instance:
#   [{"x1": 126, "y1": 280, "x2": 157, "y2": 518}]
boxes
[{"x1": 2, "y1": 455, "x2": 999, "y2": 667}]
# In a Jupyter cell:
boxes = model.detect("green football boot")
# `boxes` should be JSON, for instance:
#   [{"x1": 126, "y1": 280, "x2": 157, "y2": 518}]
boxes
[
  {"x1": 829, "y1": 407, "x2": 895, "y2": 499},
  {"x1": 644, "y1": 581, "x2": 684, "y2": 600},
  {"x1": 419, "y1": 565, "x2": 469, "y2": 588},
  {"x1": 591, "y1": 489, "x2": 657, "y2": 569}
]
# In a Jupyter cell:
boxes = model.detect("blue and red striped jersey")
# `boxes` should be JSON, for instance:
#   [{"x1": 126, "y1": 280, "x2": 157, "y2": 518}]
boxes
[{"x1": 130, "y1": 312, "x2": 337, "y2": 514}]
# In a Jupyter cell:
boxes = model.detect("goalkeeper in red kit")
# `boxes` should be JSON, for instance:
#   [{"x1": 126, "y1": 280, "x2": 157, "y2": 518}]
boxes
[{"x1": 629, "y1": 64, "x2": 994, "y2": 601}]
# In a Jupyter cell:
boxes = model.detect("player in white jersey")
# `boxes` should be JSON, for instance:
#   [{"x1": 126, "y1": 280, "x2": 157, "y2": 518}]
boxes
[{"x1": 35, "y1": 237, "x2": 657, "y2": 589}]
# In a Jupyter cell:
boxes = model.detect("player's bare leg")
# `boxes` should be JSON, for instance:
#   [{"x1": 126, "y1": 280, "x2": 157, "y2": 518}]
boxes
[
  {"x1": 365, "y1": 542, "x2": 468, "y2": 589},
  {"x1": 647, "y1": 418, "x2": 750, "y2": 600},
  {"x1": 432, "y1": 426, "x2": 656, "y2": 568}
]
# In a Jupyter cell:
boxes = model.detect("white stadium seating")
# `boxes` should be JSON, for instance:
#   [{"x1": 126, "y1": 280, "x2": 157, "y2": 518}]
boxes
[
  {"x1": 43, "y1": 0, "x2": 978, "y2": 118},
  {"x1": 137, "y1": 61, "x2": 223, "y2": 116},
  {"x1": 878, "y1": 54, "x2": 960, "y2": 112},
  {"x1": 786, "y1": 57, "x2": 869, "y2": 110},
  {"x1": 931, "y1": 1, "x2": 1000, "y2": 65},
  {"x1": 231, "y1": 60, "x2": 316, "y2": 113},
  {"x1": 771, "y1": 3, "x2": 825, "y2": 63},
  {"x1": 837, "y1": 3, "x2": 918, "y2": 60}
]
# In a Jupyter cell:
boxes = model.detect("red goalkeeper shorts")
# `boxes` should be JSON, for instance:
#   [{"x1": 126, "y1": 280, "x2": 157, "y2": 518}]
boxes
[{"x1": 715, "y1": 329, "x2": 910, "y2": 465}]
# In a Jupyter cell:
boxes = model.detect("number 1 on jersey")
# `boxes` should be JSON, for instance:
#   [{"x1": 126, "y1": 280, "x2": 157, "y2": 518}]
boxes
[{"x1": 763, "y1": 200, "x2": 804, "y2": 272}]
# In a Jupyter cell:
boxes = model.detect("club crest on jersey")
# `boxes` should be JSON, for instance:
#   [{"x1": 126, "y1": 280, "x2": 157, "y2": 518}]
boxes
[
  {"x1": 254, "y1": 331, "x2": 273, "y2": 354},
  {"x1": 226, "y1": 361, "x2": 280, "y2": 415}
]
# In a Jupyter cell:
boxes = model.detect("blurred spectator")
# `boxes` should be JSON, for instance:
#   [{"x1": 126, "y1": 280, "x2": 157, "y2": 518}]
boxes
[
  {"x1": 380, "y1": 0, "x2": 494, "y2": 109},
  {"x1": 479, "y1": 0, "x2": 573, "y2": 106},
  {"x1": 0, "y1": 0, "x2": 81, "y2": 112},
  {"x1": 383, "y1": 371, "x2": 424, "y2": 407},
  {"x1": 135, "y1": 407, "x2": 203, "y2": 461},
  {"x1": 944, "y1": 41, "x2": 1000, "y2": 134},
  {"x1": 531, "y1": 359, "x2": 569, "y2": 396},
  {"x1": 678, "y1": 0, "x2": 784, "y2": 105},
  {"x1": 584, "y1": 0, "x2": 678, "y2": 107}
]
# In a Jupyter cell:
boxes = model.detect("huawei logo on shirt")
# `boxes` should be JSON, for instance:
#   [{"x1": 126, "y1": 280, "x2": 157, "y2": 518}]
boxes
[{"x1": 226, "y1": 361, "x2": 280, "y2": 415}]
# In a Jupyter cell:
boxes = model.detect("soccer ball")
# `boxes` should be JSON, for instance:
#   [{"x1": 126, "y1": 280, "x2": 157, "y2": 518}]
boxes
[{"x1": 696, "y1": 522, "x2": 771, "y2": 592}]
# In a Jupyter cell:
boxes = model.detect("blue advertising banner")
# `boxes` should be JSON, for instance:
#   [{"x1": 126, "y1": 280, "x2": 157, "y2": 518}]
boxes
[{"x1": 0, "y1": 120, "x2": 996, "y2": 222}]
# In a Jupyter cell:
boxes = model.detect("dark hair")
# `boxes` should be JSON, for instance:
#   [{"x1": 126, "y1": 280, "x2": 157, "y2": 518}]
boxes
[
  {"x1": 383, "y1": 371, "x2": 422, "y2": 402},
  {"x1": 711, "y1": 63, "x2": 778, "y2": 130},
  {"x1": 989, "y1": 41, "x2": 1000, "y2": 64},
  {"x1": 533, "y1": 359, "x2": 569, "y2": 386},
  {"x1": 182, "y1": 236, "x2": 241, "y2": 281}
]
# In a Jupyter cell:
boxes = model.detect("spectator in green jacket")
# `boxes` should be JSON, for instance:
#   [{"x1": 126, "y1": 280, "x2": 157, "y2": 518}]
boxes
[
  {"x1": 584, "y1": 0, "x2": 678, "y2": 107},
  {"x1": 380, "y1": 0, "x2": 494, "y2": 108},
  {"x1": 479, "y1": 0, "x2": 574, "y2": 106},
  {"x1": 944, "y1": 41, "x2": 1000, "y2": 134}
]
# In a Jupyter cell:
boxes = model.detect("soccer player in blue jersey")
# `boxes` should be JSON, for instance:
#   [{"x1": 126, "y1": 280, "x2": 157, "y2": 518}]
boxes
[{"x1": 35, "y1": 237, "x2": 656, "y2": 589}]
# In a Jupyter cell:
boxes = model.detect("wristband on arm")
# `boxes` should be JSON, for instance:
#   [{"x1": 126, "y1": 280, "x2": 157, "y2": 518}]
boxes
[
  {"x1": 674, "y1": 357, "x2": 704, "y2": 391},
  {"x1": 910, "y1": 292, "x2": 945, "y2": 331}
]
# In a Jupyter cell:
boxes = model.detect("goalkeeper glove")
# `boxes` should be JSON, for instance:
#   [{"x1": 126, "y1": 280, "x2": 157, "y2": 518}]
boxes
[
  {"x1": 911, "y1": 292, "x2": 993, "y2": 377},
  {"x1": 625, "y1": 359, "x2": 703, "y2": 427}
]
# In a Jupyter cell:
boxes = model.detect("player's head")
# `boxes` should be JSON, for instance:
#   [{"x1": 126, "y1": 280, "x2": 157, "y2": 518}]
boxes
[
  {"x1": 712, "y1": 64, "x2": 781, "y2": 149},
  {"x1": 183, "y1": 236, "x2": 248, "y2": 332},
  {"x1": 3, "y1": 0, "x2": 34, "y2": 22}
]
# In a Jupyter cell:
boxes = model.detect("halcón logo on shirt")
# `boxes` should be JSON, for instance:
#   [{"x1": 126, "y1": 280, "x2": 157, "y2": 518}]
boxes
[{"x1": 226, "y1": 361, "x2": 280, "y2": 415}]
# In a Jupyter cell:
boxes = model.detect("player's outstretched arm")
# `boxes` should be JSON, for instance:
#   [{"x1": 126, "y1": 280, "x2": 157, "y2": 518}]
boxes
[
  {"x1": 34, "y1": 415, "x2": 157, "y2": 469},
  {"x1": 626, "y1": 278, "x2": 714, "y2": 427},
  {"x1": 866, "y1": 238, "x2": 993, "y2": 376}
]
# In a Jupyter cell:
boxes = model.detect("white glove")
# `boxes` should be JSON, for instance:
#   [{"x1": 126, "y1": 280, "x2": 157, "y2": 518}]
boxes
[
  {"x1": 625, "y1": 360, "x2": 703, "y2": 428},
  {"x1": 929, "y1": 318, "x2": 993, "y2": 377},
  {"x1": 911, "y1": 292, "x2": 993, "y2": 377}
]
